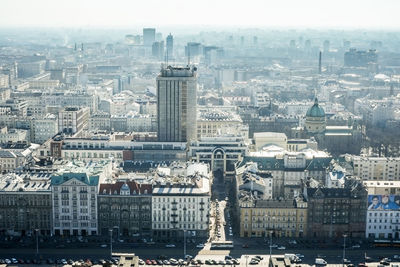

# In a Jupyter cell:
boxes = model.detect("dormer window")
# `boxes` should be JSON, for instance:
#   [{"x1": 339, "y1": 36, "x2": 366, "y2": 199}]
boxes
[
  {"x1": 114, "y1": 190, "x2": 118, "y2": 195},
  {"x1": 120, "y1": 183, "x2": 130, "y2": 195},
  {"x1": 144, "y1": 189, "x2": 148, "y2": 194},
  {"x1": 103, "y1": 189, "x2": 106, "y2": 194}
]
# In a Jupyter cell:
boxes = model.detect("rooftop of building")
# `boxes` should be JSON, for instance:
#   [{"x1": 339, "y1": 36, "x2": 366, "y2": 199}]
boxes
[
  {"x1": 152, "y1": 162, "x2": 210, "y2": 196},
  {"x1": 363, "y1": 180, "x2": 400, "y2": 188},
  {"x1": 0, "y1": 172, "x2": 52, "y2": 192},
  {"x1": 99, "y1": 181, "x2": 152, "y2": 196},
  {"x1": 306, "y1": 98, "x2": 325, "y2": 118},
  {"x1": 159, "y1": 65, "x2": 197, "y2": 78},
  {"x1": 50, "y1": 160, "x2": 111, "y2": 186}
]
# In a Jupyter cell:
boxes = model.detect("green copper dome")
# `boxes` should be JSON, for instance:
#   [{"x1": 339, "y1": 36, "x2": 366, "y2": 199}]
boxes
[{"x1": 306, "y1": 98, "x2": 325, "y2": 117}]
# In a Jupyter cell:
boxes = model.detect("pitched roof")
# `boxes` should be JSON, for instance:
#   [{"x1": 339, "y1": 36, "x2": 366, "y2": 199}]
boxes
[{"x1": 51, "y1": 173, "x2": 99, "y2": 186}]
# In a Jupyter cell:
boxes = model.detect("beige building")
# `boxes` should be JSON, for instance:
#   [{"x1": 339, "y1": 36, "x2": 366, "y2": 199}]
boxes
[
  {"x1": 58, "y1": 107, "x2": 90, "y2": 135},
  {"x1": 363, "y1": 180, "x2": 400, "y2": 195},
  {"x1": 253, "y1": 132, "x2": 287, "y2": 151},
  {"x1": 239, "y1": 198, "x2": 307, "y2": 238},
  {"x1": 197, "y1": 108, "x2": 246, "y2": 139}
]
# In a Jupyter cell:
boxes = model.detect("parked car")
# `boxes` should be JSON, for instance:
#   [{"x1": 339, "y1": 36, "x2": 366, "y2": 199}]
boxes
[
  {"x1": 315, "y1": 258, "x2": 327, "y2": 265},
  {"x1": 196, "y1": 243, "x2": 205, "y2": 248},
  {"x1": 344, "y1": 259, "x2": 352, "y2": 264},
  {"x1": 165, "y1": 244, "x2": 176, "y2": 248},
  {"x1": 277, "y1": 246, "x2": 286, "y2": 250}
]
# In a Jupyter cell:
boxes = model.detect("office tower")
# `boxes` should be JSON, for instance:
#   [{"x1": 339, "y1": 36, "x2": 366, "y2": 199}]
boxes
[
  {"x1": 319, "y1": 51, "x2": 322, "y2": 74},
  {"x1": 323, "y1": 40, "x2": 330, "y2": 53},
  {"x1": 166, "y1": 33, "x2": 173, "y2": 58},
  {"x1": 185, "y1": 42, "x2": 202, "y2": 58},
  {"x1": 157, "y1": 66, "x2": 197, "y2": 142},
  {"x1": 152, "y1": 41, "x2": 164, "y2": 60},
  {"x1": 156, "y1": 32, "x2": 163, "y2": 42},
  {"x1": 143, "y1": 28, "x2": 156, "y2": 46}
]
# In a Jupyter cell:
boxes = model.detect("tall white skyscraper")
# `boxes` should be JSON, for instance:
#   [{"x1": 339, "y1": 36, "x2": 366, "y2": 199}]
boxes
[{"x1": 157, "y1": 66, "x2": 197, "y2": 142}]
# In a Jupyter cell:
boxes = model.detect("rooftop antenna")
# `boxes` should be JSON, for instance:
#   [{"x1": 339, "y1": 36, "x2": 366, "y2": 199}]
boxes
[
  {"x1": 165, "y1": 48, "x2": 169, "y2": 66},
  {"x1": 187, "y1": 46, "x2": 190, "y2": 66},
  {"x1": 318, "y1": 51, "x2": 322, "y2": 74}
]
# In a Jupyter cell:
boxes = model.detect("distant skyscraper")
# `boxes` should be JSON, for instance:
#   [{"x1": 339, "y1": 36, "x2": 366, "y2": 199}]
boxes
[
  {"x1": 166, "y1": 33, "x2": 173, "y2": 59},
  {"x1": 253, "y1": 36, "x2": 258, "y2": 45},
  {"x1": 156, "y1": 32, "x2": 163, "y2": 42},
  {"x1": 143, "y1": 28, "x2": 156, "y2": 46},
  {"x1": 152, "y1": 41, "x2": 164, "y2": 60},
  {"x1": 157, "y1": 66, "x2": 197, "y2": 142},
  {"x1": 323, "y1": 40, "x2": 330, "y2": 53}
]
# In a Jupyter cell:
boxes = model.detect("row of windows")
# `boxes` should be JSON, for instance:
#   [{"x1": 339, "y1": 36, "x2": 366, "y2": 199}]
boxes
[
  {"x1": 153, "y1": 197, "x2": 208, "y2": 203},
  {"x1": 153, "y1": 223, "x2": 206, "y2": 230}
]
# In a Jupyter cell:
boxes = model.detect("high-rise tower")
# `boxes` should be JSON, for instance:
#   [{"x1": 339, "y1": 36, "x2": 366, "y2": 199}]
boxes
[
  {"x1": 143, "y1": 28, "x2": 156, "y2": 46},
  {"x1": 157, "y1": 66, "x2": 197, "y2": 142},
  {"x1": 166, "y1": 33, "x2": 174, "y2": 59}
]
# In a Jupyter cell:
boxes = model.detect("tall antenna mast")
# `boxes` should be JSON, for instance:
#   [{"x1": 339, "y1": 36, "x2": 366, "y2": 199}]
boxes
[
  {"x1": 166, "y1": 48, "x2": 169, "y2": 66},
  {"x1": 188, "y1": 46, "x2": 190, "y2": 66}
]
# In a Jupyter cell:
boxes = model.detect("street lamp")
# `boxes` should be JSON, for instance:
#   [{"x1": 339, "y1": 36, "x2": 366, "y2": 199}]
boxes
[
  {"x1": 109, "y1": 229, "x2": 113, "y2": 259},
  {"x1": 269, "y1": 230, "x2": 273, "y2": 265},
  {"x1": 342, "y1": 234, "x2": 347, "y2": 267},
  {"x1": 34, "y1": 229, "x2": 39, "y2": 257},
  {"x1": 183, "y1": 229, "x2": 187, "y2": 259}
]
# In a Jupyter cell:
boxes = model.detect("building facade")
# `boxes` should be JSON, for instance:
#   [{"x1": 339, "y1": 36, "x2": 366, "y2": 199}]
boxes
[
  {"x1": 58, "y1": 107, "x2": 90, "y2": 135},
  {"x1": 50, "y1": 160, "x2": 112, "y2": 236},
  {"x1": 304, "y1": 179, "x2": 367, "y2": 238},
  {"x1": 98, "y1": 181, "x2": 152, "y2": 237},
  {"x1": 151, "y1": 163, "x2": 211, "y2": 241},
  {"x1": 157, "y1": 66, "x2": 197, "y2": 142},
  {"x1": 239, "y1": 198, "x2": 307, "y2": 238},
  {"x1": 364, "y1": 181, "x2": 400, "y2": 239},
  {"x1": 353, "y1": 156, "x2": 400, "y2": 181},
  {"x1": 0, "y1": 173, "x2": 52, "y2": 236}
]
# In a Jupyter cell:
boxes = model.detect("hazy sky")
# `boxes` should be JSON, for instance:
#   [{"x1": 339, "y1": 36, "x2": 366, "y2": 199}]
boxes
[{"x1": 1, "y1": 0, "x2": 400, "y2": 29}]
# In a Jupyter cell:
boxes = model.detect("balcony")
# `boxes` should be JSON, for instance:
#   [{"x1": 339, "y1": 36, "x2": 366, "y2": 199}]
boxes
[
  {"x1": 200, "y1": 201, "x2": 205, "y2": 205},
  {"x1": 172, "y1": 201, "x2": 178, "y2": 205},
  {"x1": 171, "y1": 214, "x2": 178, "y2": 217},
  {"x1": 172, "y1": 207, "x2": 177, "y2": 211},
  {"x1": 171, "y1": 221, "x2": 178, "y2": 224},
  {"x1": 200, "y1": 208, "x2": 204, "y2": 211}
]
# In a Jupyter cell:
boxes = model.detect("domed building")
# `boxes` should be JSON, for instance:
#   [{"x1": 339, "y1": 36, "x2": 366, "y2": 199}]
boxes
[{"x1": 305, "y1": 98, "x2": 326, "y2": 134}]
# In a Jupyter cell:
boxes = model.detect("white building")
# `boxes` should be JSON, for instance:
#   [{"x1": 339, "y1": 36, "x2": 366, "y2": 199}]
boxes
[
  {"x1": 151, "y1": 162, "x2": 211, "y2": 241},
  {"x1": 364, "y1": 181, "x2": 400, "y2": 239},
  {"x1": 253, "y1": 132, "x2": 287, "y2": 151},
  {"x1": 352, "y1": 156, "x2": 400, "y2": 181},
  {"x1": 188, "y1": 135, "x2": 248, "y2": 178},
  {"x1": 0, "y1": 126, "x2": 29, "y2": 145},
  {"x1": 31, "y1": 114, "x2": 58, "y2": 144},
  {"x1": 50, "y1": 160, "x2": 113, "y2": 236},
  {"x1": 89, "y1": 113, "x2": 111, "y2": 131}
]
